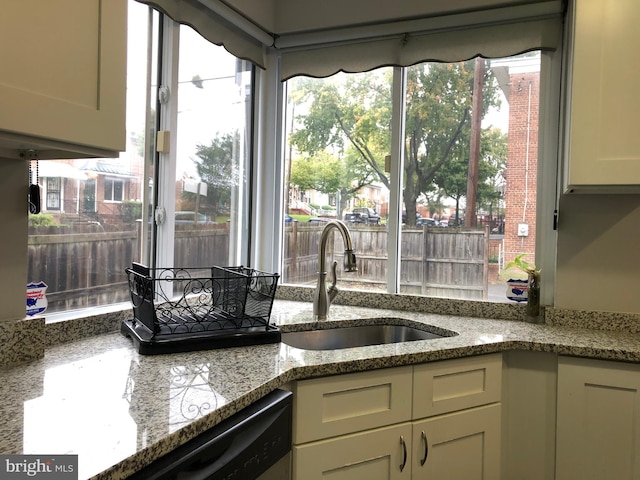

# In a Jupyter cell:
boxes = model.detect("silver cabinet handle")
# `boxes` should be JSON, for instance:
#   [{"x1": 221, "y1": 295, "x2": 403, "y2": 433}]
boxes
[
  {"x1": 400, "y1": 435, "x2": 407, "y2": 472},
  {"x1": 420, "y1": 431, "x2": 429, "y2": 466}
]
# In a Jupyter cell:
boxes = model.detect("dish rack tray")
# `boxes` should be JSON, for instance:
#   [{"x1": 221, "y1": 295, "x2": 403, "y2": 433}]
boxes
[{"x1": 122, "y1": 263, "x2": 280, "y2": 354}]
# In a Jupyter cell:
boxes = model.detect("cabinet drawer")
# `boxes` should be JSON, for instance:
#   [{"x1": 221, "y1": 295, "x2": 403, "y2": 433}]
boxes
[
  {"x1": 413, "y1": 353, "x2": 502, "y2": 418},
  {"x1": 293, "y1": 366, "x2": 412, "y2": 444},
  {"x1": 292, "y1": 422, "x2": 412, "y2": 480}
]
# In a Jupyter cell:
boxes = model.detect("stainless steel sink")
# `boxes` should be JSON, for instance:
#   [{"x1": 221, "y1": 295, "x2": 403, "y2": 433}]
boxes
[{"x1": 281, "y1": 322, "x2": 456, "y2": 350}]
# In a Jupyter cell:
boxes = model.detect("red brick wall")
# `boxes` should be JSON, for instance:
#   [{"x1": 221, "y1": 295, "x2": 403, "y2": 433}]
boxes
[{"x1": 503, "y1": 71, "x2": 539, "y2": 266}]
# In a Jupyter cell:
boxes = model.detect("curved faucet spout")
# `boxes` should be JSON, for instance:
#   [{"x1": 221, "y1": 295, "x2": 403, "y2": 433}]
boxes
[{"x1": 313, "y1": 220, "x2": 357, "y2": 320}]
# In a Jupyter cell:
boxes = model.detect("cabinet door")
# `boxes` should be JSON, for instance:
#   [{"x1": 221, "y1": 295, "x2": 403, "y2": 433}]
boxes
[
  {"x1": 412, "y1": 404, "x2": 501, "y2": 480},
  {"x1": 413, "y1": 353, "x2": 502, "y2": 418},
  {"x1": 0, "y1": 0, "x2": 127, "y2": 158},
  {"x1": 566, "y1": 0, "x2": 640, "y2": 188},
  {"x1": 556, "y1": 356, "x2": 640, "y2": 480},
  {"x1": 292, "y1": 423, "x2": 412, "y2": 480}
]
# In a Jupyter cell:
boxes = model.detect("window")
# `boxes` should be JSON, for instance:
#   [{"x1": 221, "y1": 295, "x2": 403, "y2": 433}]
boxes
[
  {"x1": 282, "y1": 51, "x2": 553, "y2": 303},
  {"x1": 104, "y1": 178, "x2": 124, "y2": 202},
  {"x1": 45, "y1": 177, "x2": 61, "y2": 211},
  {"x1": 170, "y1": 25, "x2": 252, "y2": 269},
  {"x1": 26, "y1": 1, "x2": 254, "y2": 317},
  {"x1": 26, "y1": 1, "x2": 155, "y2": 314}
]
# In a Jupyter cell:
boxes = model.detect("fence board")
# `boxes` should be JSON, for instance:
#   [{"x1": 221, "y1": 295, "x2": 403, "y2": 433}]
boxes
[{"x1": 27, "y1": 223, "x2": 489, "y2": 313}]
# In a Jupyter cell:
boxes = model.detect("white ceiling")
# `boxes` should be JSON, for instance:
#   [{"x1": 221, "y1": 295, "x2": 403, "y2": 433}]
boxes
[{"x1": 225, "y1": 0, "x2": 553, "y2": 34}]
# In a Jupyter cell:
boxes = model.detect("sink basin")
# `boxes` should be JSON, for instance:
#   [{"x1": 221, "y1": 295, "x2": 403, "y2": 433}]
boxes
[{"x1": 281, "y1": 322, "x2": 456, "y2": 350}]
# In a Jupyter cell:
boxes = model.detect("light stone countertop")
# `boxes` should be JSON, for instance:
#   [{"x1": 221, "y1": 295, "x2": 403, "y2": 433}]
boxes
[{"x1": 1, "y1": 298, "x2": 640, "y2": 479}]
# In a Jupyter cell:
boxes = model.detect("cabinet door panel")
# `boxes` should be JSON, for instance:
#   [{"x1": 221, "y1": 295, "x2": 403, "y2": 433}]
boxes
[
  {"x1": 556, "y1": 356, "x2": 640, "y2": 480},
  {"x1": 0, "y1": 0, "x2": 126, "y2": 156},
  {"x1": 413, "y1": 354, "x2": 502, "y2": 418},
  {"x1": 292, "y1": 423, "x2": 412, "y2": 480},
  {"x1": 413, "y1": 404, "x2": 501, "y2": 480},
  {"x1": 566, "y1": 0, "x2": 640, "y2": 187}
]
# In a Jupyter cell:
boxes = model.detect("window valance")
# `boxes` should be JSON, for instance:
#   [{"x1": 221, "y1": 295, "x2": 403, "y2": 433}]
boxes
[
  {"x1": 135, "y1": 0, "x2": 564, "y2": 79},
  {"x1": 135, "y1": 0, "x2": 273, "y2": 69},
  {"x1": 277, "y1": 1, "x2": 564, "y2": 80}
]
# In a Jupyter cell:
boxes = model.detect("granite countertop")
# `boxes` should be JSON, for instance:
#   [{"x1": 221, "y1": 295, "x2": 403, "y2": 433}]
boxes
[{"x1": 2, "y1": 299, "x2": 640, "y2": 479}]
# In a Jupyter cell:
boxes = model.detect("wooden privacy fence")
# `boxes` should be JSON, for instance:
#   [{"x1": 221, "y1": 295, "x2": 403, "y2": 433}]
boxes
[
  {"x1": 27, "y1": 224, "x2": 230, "y2": 312},
  {"x1": 27, "y1": 223, "x2": 488, "y2": 312},
  {"x1": 283, "y1": 224, "x2": 489, "y2": 300}
]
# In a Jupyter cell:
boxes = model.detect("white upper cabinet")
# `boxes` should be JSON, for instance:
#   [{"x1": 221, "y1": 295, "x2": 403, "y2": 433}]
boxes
[
  {"x1": 564, "y1": 0, "x2": 640, "y2": 191},
  {"x1": 0, "y1": 0, "x2": 127, "y2": 160}
]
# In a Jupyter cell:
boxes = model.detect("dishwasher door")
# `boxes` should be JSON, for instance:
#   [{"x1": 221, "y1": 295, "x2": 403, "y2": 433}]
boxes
[{"x1": 128, "y1": 389, "x2": 292, "y2": 480}]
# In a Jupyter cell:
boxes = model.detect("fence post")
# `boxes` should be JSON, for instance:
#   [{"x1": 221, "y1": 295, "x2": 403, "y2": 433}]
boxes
[
  {"x1": 290, "y1": 222, "x2": 298, "y2": 282},
  {"x1": 422, "y1": 225, "x2": 429, "y2": 296},
  {"x1": 483, "y1": 225, "x2": 490, "y2": 300}
]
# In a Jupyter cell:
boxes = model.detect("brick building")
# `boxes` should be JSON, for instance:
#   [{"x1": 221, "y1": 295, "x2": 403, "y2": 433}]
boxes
[{"x1": 492, "y1": 55, "x2": 540, "y2": 266}]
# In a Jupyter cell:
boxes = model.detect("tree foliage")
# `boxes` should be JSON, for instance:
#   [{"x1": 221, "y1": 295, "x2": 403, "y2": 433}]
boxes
[
  {"x1": 288, "y1": 59, "x2": 505, "y2": 226},
  {"x1": 189, "y1": 133, "x2": 237, "y2": 218},
  {"x1": 289, "y1": 72, "x2": 392, "y2": 192}
]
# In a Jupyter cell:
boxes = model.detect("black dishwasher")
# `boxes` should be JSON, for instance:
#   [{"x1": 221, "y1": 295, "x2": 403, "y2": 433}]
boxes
[{"x1": 127, "y1": 389, "x2": 292, "y2": 480}]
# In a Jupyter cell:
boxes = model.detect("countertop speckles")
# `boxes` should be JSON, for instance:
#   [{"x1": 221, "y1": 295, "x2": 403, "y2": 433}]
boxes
[{"x1": 2, "y1": 298, "x2": 640, "y2": 479}]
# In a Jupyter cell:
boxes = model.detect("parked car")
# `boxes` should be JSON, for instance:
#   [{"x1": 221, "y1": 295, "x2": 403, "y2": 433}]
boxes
[
  {"x1": 308, "y1": 217, "x2": 330, "y2": 224},
  {"x1": 345, "y1": 207, "x2": 381, "y2": 225},
  {"x1": 175, "y1": 211, "x2": 216, "y2": 225},
  {"x1": 416, "y1": 216, "x2": 437, "y2": 227},
  {"x1": 438, "y1": 219, "x2": 449, "y2": 227},
  {"x1": 401, "y1": 211, "x2": 421, "y2": 223}
]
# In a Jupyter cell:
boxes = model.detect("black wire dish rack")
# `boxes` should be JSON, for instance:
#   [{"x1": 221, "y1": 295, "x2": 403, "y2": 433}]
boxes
[{"x1": 121, "y1": 263, "x2": 281, "y2": 354}]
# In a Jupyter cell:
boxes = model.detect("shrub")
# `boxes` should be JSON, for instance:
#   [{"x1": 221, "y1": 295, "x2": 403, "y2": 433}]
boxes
[
  {"x1": 28, "y1": 213, "x2": 55, "y2": 227},
  {"x1": 121, "y1": 200, "x2": 143, "y2": 224}
]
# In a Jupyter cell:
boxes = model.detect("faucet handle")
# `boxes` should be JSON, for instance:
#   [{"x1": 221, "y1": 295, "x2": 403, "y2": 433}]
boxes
[{"x1": 328, "y1": 261, "x2": 339, "y2": 303}]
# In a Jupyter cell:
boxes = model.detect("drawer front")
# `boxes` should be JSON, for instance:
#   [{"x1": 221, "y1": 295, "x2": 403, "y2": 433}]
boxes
[
  {"x1": 413, "y1": 353, "x2": 502, "y2": 419},
  {"x1": 293, "y1": 366, "x2": 413, "y2": 444},
  {"x1": 292, "y1": 422, "x2": 412, "y2": 480}
]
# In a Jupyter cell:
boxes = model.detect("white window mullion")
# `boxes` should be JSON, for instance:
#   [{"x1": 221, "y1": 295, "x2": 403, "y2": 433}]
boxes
[
  {"x1": 252, "y1": 51, "x2": 285, "y2": 274},
  {"x1": 386, "y1": 67, "x2": 407, "y2": 294},
  {"x1": 155, "y1": 16, "x2": 180, "y2": 270}
]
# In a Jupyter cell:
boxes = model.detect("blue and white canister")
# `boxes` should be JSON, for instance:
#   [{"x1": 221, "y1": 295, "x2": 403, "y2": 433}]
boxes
[{"x1": 506, "y1": 278, "x2": 528, "y2": 302}]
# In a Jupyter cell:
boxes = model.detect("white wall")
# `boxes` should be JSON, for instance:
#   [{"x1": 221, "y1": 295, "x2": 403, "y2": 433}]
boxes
[
  {"x1": 555, "y1": 194, "x2": 640, "y2": 313},
  {"x1": 273, "y1": 0, "x2": 549, "y2": 34}
]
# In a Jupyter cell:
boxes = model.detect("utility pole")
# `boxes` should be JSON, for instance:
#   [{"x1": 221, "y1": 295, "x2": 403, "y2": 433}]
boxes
[{"x1": 466, "y1": 57, "x2": 485, "y2": 228}]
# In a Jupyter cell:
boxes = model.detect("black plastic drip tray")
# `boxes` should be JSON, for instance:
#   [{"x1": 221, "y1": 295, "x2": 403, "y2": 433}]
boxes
[{"x1": 121, "y1": 318, "x2": 281, "y2": 355}]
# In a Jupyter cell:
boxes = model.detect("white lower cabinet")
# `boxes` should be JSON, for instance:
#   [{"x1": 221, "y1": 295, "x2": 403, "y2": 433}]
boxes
[
  {"x1": 412, "y1": 404, "x2": 501, "y2": 479},
  {"x1": 556, "y1": 356, "x2": 640, "y2": 480},
  {"x1": 292, "y1": 354, "x2": 502, "y2": 480}
]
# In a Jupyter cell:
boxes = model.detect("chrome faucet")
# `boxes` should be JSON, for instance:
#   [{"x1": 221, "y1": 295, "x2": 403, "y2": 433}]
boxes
[{"x1": 313, "y1": 220, "x2": 357, "y2": 320}]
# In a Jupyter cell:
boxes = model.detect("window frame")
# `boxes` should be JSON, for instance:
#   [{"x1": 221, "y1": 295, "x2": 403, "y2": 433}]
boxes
[
  {"x1": 273, "y1": 49, "x2": 561, "y2": 305},
  {"x1": 45, "y1": 177, "x2": 62, "y2": 211},
  {"x1": 103, "y1": 177, "x2": 125, "y2": 203}
]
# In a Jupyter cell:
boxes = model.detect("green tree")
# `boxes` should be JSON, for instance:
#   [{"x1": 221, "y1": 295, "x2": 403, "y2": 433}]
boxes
[
  {"x1": 403, "y1": 60, "x2": 501, "y2": 226},
  {"x1": 290, "y1": 151, "x2": 376, "y2": 216},
  {"x1": 288, "y1": 60, "x2": 502, "y2": 226},
  {"x1": 432, "y1": 127, "x2": 508, "y2": 223},
  {"x1": 189, "y1": 133, "x2": 237, "y2": 219},
  {"x1": 289, "y1": 72, "x2": 392, "y2": 196},
  {"x1": 477, "y1": 128, "x2": 508, "y2": 224}
]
